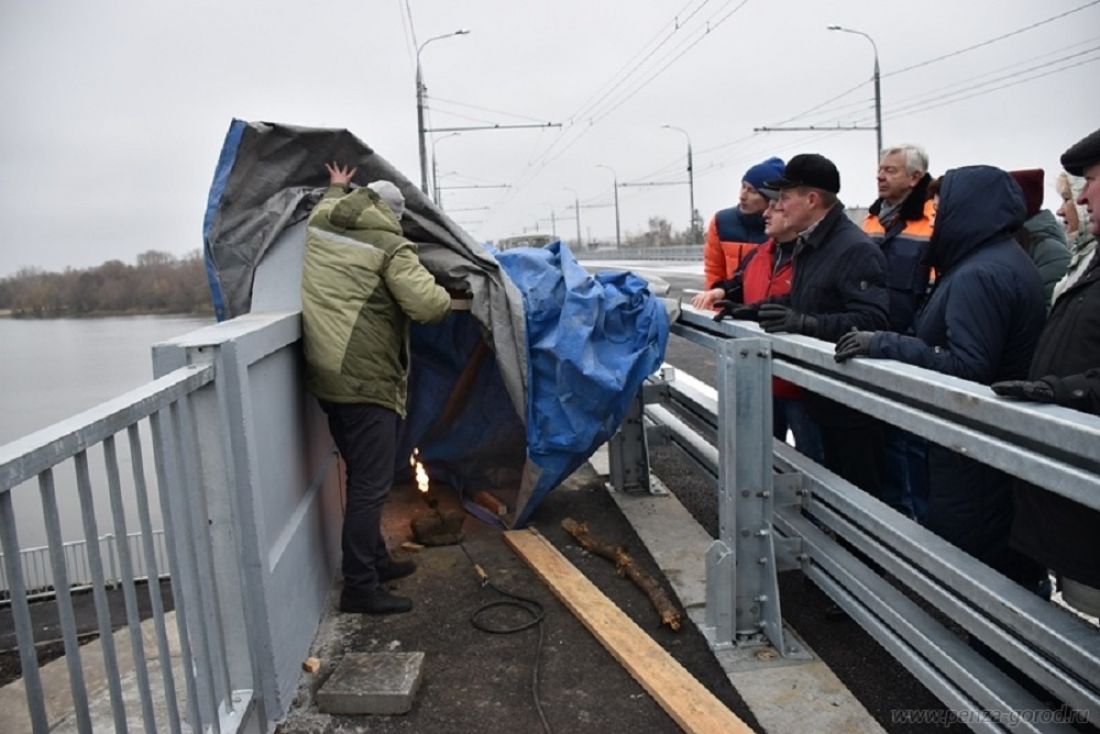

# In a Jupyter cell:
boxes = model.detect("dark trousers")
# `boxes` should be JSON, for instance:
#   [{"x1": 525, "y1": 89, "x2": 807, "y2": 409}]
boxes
[
  {"x1": 820, "y1": 422, "x2": 885, "y2": 499},
  {"x1": 320, "y1": 400, "x2": 398, "y2": 594},
  {"x1": 879, "y1": 426, "x2": 927, "y2": 520},
  {"x1": 774, "y1": 397, "x2": 824, "y2": 464}
]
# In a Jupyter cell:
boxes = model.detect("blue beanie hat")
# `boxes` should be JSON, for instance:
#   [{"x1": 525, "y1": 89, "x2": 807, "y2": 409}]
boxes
[{"x1": 743, "y1": 157, "x2": 785, "y2": 192}]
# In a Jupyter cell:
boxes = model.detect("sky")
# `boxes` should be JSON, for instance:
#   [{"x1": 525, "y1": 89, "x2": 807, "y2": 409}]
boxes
[{"x1": 2, "y1": 0, "x2": 1099, "y2": 276}]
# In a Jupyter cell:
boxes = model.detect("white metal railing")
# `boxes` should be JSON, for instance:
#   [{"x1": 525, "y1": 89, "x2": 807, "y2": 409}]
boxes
[
  {"x1": 613, "y1": 306, "x2": 1100, "y2": 733},
  {"x1": 0, "y1": 311, "x2": 337, "y2": 734},
  {"x1": 0, "y1": 530, "x2": 169, "y2": 603}
]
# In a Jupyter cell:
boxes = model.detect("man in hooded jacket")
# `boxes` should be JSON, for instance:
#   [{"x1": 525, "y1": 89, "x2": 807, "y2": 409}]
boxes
[
  {"x1": 835, "y1": 166, "x2": 1046, "y2": 583},
  {"x1": 301, "y1": 163, "x2": 452, "y2": 615}
]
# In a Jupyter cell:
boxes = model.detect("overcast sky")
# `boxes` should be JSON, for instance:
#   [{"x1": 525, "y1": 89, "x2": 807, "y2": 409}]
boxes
[{"x1": 2, "y1": 0, "x2": 1098, "y2": 276}]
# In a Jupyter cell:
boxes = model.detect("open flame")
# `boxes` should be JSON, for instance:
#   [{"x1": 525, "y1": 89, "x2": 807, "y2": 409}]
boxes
[{"x1": 410, "y1": 448, "x2": 430, "y2": 494}]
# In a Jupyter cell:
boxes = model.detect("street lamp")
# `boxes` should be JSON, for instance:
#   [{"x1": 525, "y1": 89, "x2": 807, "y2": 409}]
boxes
[
  {"x1": 431, "y1": 132, "x2": 461, "y2": 206},
  {"x1": 563, "y1": 187, "x2": 582, "y2": 249},
  {"x1": 661, "y1": 124, "x2": 696, "y2": 244},
  {"x1": 827, "y1": 25, "x2": 882, "y2": 160},
  {"x1": 596, "y1": 164, "x2": 621, "y2": 248},
  {"x1": 416, "y1": 29, "x2": 471, "y2": 194}
]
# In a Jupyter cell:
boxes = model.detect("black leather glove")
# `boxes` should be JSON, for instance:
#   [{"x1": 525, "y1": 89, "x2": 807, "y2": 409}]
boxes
[
  {"x1": 757, "y1": 303, "x2": 818, "y2": 335},
  {"x1": 991, "y1": 379, "x2": 1055, "y2": 403},
  {"x1": 834, "y1": 331, "x2": 875, "y2": 362},
  {"x1": 713, "y1": 301, "x2": 761, "y2": 322}
]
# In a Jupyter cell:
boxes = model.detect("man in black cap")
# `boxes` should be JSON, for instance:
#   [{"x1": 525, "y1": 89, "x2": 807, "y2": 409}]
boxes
[
  {"x1": 733, "y1": 153, "x2": 890, "y2": 496},
  {"x1": 998, "y1": 126, "x2": 1100, "y2": 617}
]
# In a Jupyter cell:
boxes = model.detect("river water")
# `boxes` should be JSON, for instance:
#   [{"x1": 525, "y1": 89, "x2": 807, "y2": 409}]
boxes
[{"x1": 0, "y1": 314, "x2": 212, "y2": 570}]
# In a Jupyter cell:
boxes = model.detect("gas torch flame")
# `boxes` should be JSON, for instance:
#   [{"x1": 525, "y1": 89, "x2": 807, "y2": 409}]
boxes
[{"x1": 410, "y1": 448, "x2": 430, "y2": 494}]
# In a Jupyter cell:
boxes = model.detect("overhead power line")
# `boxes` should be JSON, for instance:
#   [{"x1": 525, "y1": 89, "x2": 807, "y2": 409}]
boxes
[
  {"x1": 490, "y1": 0, "x2": 753, "y2": 216},
  {"x1": 429, "y1": 96, "x2": 555, "y2": 125},
  {"x1": 880, "y1": 52, "x2": 1100, "y2": 121},
  {"x1": 885, "y1": 0, "x2": 1100, "y2": 78}
]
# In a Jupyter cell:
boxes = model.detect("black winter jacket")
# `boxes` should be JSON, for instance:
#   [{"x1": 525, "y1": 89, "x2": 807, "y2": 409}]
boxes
[
  {"x1": 871, "y1": 166, "x2": 1046, "y2": 568},
  {"x1": 776, "y1": 203, "x2": 889, "y2": 428},
  {"x1": 1012, "y1": 249, "x2": 1100, "y2": 586},
  {"x1": 781, "y1": 203, "x2": 890, "y2": 341}
]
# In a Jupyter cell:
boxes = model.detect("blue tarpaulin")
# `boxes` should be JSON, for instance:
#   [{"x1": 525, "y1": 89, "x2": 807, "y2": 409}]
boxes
[{"x1": 496, "y1": 241, "x2": 668, "y2": 525}]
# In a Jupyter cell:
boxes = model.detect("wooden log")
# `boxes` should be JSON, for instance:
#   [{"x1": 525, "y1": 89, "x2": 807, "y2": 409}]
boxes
[
  {"x1": 504, "y1": 528, "x2": 753, "y2": 734},
  {"x1": 562, "y1": 517, "x2": 684, "y2": 631}
]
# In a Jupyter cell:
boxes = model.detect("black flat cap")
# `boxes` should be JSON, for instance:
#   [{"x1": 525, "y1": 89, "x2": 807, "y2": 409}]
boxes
[
  {"x1": 764, "y1": 153, "x2": 841, "y2": 194},
  {"x1": 1061, "y1": 126, "x2": 1100, "y2": 176}
]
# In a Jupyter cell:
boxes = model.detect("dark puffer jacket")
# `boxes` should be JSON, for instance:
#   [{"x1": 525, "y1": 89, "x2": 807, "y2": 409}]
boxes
[
  {"x1": 871, "y1": 166, "x2": 1046, "y2": 569},
  {"x1": 1012, "y1": 249, "x2": 1100, "y2": 586}
]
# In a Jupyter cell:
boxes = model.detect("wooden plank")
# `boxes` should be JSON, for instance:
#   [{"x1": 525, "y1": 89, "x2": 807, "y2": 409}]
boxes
[{"x1": 504, "y1": 528, "x2": 754, "y2": 734}]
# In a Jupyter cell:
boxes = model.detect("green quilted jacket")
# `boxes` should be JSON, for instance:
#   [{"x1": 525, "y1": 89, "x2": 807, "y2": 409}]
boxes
[{"x1": 301, "y1": 185, "x2": 450, "y2": 414}]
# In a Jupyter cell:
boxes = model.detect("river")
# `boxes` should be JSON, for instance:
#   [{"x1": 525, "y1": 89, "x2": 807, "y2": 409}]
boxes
[{"x1": 0, "y1": 314, "x2": 213, "y2": 574}]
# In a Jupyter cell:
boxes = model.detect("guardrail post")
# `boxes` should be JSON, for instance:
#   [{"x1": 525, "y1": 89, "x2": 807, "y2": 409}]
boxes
[
  {"x1": 704, "y1": 337, "x2": 786, "y2": 653},
  {"x1": 608, "y1": 388, "x2": 651, "y2": 494}
]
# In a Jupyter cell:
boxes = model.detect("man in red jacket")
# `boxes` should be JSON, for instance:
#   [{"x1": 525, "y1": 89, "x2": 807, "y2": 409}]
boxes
[
  {"x1": 693, "y1": 190, "x2": 823, "y2": 461},
  {"x1": 701, "y1": 157, "x2": 786, "y2": 289}
]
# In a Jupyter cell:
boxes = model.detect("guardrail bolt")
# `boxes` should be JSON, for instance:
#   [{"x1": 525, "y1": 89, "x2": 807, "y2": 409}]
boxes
[
  {"x1": 757, "y1": 490, "x2": 771, "y2": 498},
  {"x1": 756, "y1": 528, "x2": 770, "y2": 537},
  {"x1": 741, "y1": 490, "x2": 750, "y2": 497},
  {"x1": 757, "y1": 556, "x2": 768, "y2": 565}
]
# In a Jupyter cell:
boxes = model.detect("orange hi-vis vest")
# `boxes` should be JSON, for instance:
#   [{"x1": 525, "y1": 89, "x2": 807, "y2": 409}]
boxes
[{"x1": 863, "y1": 197, "x2": 935, "y2": 332}]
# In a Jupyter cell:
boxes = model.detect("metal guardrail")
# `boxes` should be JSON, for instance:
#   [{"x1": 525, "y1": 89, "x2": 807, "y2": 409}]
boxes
[
  {"x1": 0, "y1": 530, "x2": 169, "y2": 604},
  {"x1": 575, "y1": 245, "x2": 703, "y2": 261},
  {"x1": 612, "y1": 306, "x2": 1100, "y2": 732}
]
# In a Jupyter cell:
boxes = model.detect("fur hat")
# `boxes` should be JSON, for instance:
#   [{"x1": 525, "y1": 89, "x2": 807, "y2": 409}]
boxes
[{"x1": 1009, "y1": 169, "x2": 1044, "y2": 219}]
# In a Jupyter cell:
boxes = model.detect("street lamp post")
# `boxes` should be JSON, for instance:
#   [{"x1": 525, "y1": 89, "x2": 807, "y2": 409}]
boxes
[
  {"x1": 431, "y1": 132, "x2": 461, "y2": 205},
  {"x1": 827, "y1": 25, "x2": 882, "y2": 159},
  {"x1": 596, "y1": 164, "x2": 621, "y2": 248},
  {"x1": 416, "y1": 29, "x2": 470, "y2": 194},
  {"x1": 563, "y1": 187, "x2": 582, "y2": 248},
  {"x1": 661, "y1": 124, "x2": 696, "y2": 244}
]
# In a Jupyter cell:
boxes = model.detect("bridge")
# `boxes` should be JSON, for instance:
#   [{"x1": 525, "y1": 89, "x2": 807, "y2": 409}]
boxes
[{"x1": 0, "y1": 264, "x2": 1098, "y2": 731}]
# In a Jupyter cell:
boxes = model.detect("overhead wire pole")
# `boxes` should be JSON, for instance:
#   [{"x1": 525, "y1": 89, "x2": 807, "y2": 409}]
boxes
[
  {"x1": 417, "y1": 29, "x2": 471, "y2": 195},
  {"x1": 563, "y1": 187, "x2": 582, "y2": 248},
  {"x1": 828, "y1": 25, "x2": 883, "y2": 158},
  {"x1": 754, "y1": 26, "x2": 882, "y2": 166},
  {"x1": 661, "y1": 124, "x2": 697, "y2": 244},
  {"x1": 431, "y1": 132, "x2": 461, "y2": 206},
  {"x1": 596, "y1": 164, "x2": 621, "y2": 248}
]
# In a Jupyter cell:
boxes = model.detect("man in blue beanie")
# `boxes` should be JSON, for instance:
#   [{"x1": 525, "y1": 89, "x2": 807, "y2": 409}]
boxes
[{"x1": 695, "y1": 157, "x2": 785, "y2": 302}]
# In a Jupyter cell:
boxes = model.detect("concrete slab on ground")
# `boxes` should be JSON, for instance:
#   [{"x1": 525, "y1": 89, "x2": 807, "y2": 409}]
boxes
[
  {"x1": 316, "y1": 651, "x2": 424, "y2": 715},
  {"x1": 597, "y1": 444, "x2": 886, "y2": 734}
]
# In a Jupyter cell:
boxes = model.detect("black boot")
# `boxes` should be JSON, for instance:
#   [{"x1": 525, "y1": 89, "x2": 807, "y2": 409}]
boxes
[{"x1": 340, "y1": 587, "x2": 413, "y2": 615}]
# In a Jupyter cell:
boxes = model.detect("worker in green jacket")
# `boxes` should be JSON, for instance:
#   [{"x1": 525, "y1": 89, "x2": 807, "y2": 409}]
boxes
[{"x1": 301, "y1": 162, "x2": 451, "y2": 615}]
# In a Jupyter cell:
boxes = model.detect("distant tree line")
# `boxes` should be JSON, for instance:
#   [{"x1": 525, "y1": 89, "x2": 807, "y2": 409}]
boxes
[
  {"x1": 586, "y1": 212, "x2": 704, "y2": 250},
  {"x1": 0, "y1": 250, "x2": 213, "y2": 317}
]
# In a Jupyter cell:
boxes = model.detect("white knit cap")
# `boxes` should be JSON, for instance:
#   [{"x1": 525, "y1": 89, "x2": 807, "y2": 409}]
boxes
[{"x1": 367, "y1": 180, "x2": 406, "y2": 220}]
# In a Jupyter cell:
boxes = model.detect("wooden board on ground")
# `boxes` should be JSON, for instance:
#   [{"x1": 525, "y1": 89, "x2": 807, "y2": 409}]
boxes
[{"x1": 504, "y1": 527, "x2": 754, "y2": 734}]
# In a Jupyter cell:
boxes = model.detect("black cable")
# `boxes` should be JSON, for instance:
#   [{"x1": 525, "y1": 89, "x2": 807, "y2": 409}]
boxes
[{"x1": 459, "y1": 542, "x2": 551, "y2": 734}]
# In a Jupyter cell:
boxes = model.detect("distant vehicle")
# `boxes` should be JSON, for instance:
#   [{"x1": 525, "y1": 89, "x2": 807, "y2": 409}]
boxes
[{"x1": 495, "y1": 233, "x2": 557, "y2": 251}]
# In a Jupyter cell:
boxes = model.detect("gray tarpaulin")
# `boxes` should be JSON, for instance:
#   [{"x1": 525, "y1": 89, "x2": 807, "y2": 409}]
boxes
[{"x1": 202, "y1": 119, "x2": 528, "y2": 419}]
